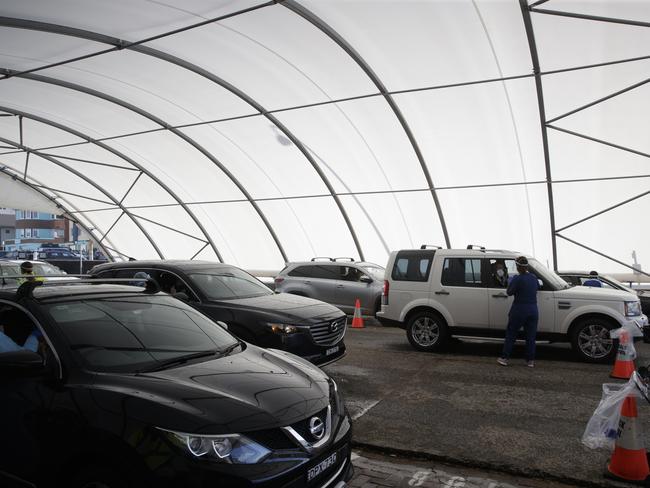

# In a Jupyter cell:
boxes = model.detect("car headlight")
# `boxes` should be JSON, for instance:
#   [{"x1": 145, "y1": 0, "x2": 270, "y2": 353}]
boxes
[
  {"x1": 161, "y1": 430, "x2": 271, "y2": 464},
  {"x1": 329, "y1": 378, "x2": 345, "y2": 414},
  {"x1": 625, "y1": 301, "x2": 641, "y2": 317},
  {"x1": 266, "y1": 322, "x2": 299, "y2": 334}
]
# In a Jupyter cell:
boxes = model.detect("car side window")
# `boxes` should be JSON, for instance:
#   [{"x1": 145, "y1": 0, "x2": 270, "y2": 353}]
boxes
[
  {"x1": 441, "y1": 258, "x2": 484, "y2": 287},
  {"x1": 288, "y1": 266, "x2": 313, "y2": 278},
  {"x1": 488, "y1": 259, "x2": 515, "y2": 288},
  {"x1": 391, "y1": 252, "x2": 434, "y2": 282},
  {"x1": 0, "y1": 305, "x2": 51, "y2": 360},
  {"x1": 309, "y1": 265, "x2": 340, "y2": 280},
  {"x1": 340, "y1": 266, "x2": 362, "y2": 282}
]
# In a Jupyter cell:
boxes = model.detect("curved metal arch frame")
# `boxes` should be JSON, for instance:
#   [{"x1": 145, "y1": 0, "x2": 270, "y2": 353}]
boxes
[
  {"x1": 8, "y1": 70, "x2": 288, "y2": 263},
  {"x1": 0, "y1": 15, "x2": 366, "y2": 261},
  {"x1": 0, "y1": 131, "x2": 166, "y2": 259},
  {"x1": 0, "y1": 165, "x2": 116, "y2": 260},
  {"x1": 0, "y1": 105, "x2": 224, "y2": 262},
  {"x1": 281, "y1": 0, "x2": 451, "y2": 249}
]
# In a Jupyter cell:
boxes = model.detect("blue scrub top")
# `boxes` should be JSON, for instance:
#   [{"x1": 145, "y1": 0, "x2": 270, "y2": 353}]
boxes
[
  {"x1": 507, "y1": 272, "x2": 538, "y2": 306},
  {"x1": 0, "y1": 330, "x2": 39, "y2": 353}
]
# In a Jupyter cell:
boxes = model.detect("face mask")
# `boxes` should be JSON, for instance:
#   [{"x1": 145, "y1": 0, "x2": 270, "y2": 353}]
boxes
[{"x1": 496, "y1": 269, "x2": 505, "y2": 278}]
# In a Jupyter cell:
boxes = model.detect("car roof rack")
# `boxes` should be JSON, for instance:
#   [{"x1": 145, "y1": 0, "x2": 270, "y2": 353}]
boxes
[
  {"x1": 311, "y1": 257, "x2": 334, "y2": 262},
  {"x1": 466, "y1": 244, "x2": 486, "y2": 250},
  {"x1": 14, "y1": 277, "x2": 160, "y2": 300},
  {"x1": 333, "y1": 257, "x2": 355, "y2": 262},
  {"x1": 420, "y1": 245, "x2": 442, "y2": 249}
]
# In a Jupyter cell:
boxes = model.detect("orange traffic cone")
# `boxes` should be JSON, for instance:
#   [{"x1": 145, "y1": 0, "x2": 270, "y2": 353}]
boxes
[
  {"x1": 606, "y1": 395, "x2": 650, "y2": 484},
  {"x1": 351, "y1": 299, "x2": 364, "y2": 328},
  {"x1": 611, "y1": 328, "x2": 636, "y2": 379}
]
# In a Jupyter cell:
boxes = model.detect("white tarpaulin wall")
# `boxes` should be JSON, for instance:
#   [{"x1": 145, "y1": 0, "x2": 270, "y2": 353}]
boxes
[{"x1": 0, "y1": 0, "x2": 647, "y2": 273}]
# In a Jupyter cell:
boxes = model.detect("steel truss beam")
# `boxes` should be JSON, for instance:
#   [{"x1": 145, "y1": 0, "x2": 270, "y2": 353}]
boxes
[
  {"x1": 282, "y1": 0, "x2": 451, "y2": 249},
  {"x1": 0, "y1": 134, "x2": 165, "y2": 258},
  {"x1": 7, "y1": 69, "x2": 284, "y2": 262},
  {"x1": 547, "y1": 125, "x2": 650, "y2": 159},
  {"x1": 0, "y1": 15, "x2": 363, "y2": 262},
  {"x1": 520, "y1": 0, "x2": 558, "y2": 270},
  {"x1": 0, "y1": 105, "x2": 223, "y2": 262},
  {"x1": 556, "y1": 233, "x2": 650, "y2": 279},
  {"x1": 531, "y1": 7, "x2": 650, "y2": 29},
  {"x1": 0, "y1": 165, "x2": 115, "y2": 259}
]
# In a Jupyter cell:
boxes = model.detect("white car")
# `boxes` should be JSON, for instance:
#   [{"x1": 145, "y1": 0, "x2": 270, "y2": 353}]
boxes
[
  {"x1": 376, "y1": 246, "x2": 648, "y2": 363},
  {"x1": 0, "y1": 259, "x2": 75, "y2": 285}
]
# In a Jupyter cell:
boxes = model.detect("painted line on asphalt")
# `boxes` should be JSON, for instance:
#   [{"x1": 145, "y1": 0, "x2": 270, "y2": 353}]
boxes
[{"x1": 349, "y1": 399, "x2": 381, "y2": 421}]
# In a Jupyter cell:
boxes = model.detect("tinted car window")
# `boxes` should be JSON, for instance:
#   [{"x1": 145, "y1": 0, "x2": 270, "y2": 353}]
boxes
[
  {"x1": 441, "y1": 258, "x2": 484, "y2": 287},
  {"x1": 288, "y1": 266, "x2": 314, "y2": 278},
  {"x1": 309, "y1": 265, "x2": 340, "y2": 280},
  {"x1": 340, "y1": 266, "x2": 362, "y2": 282},
  {"x1": 391, "y1": 251, "x2": 434, "y2": 282},
  {"x1": 46, "y1": 296, "x2": 237, "y2": 372},
  {"x1": 189, "y1": 267, "x2": 273, "y2": 300}
]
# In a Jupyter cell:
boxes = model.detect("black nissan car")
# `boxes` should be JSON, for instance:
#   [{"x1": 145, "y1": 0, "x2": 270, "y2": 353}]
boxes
[
  {"x1": 90, "y1": 261, "x2": 347, "y2": 366},
  {"x1": 0, "y1": 281, "x2": 352, "y2": 487}
]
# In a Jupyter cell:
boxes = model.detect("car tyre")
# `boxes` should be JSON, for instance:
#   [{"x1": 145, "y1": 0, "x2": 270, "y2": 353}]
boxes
[
  {"x1": 406, "y1": 311, "x2": 448, "y2": 352},
  {"x1": 570, "y1": 317, "x2": 617, "y2": 363}
]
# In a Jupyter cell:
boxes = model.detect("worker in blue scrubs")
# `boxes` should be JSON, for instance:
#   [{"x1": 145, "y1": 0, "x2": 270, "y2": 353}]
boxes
[
  {"x1": 497, "y1": 256, "x2": 539, "y2": 368},
  {"x1": 0, "y1": 326, "x2": 39, "y2": 353}
]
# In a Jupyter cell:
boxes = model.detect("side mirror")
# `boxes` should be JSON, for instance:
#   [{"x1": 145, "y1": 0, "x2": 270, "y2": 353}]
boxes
[
  {"x1": 216, "y1": 321, "x2": 229, "y2": 331},
  {"x1": 538, "y1": 279, "x2": 544, "y2": 290},
  {"x1": 0, "y1": 350, "x2": 44, "y2": 377},
  {"x1": 173, "y1": 292, "x2": 190, "y2": 302},
  {"x1": 360, "y1": 275, "x2": 372, "y2": 284}
]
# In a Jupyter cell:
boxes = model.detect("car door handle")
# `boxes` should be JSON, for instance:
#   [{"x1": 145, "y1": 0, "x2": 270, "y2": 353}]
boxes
[
  {"x1": 492, "y1": 293, "x2": 508, "y2": 298},
  {"x1": 435, "y1": 290, "x2": 450, "y2": 295},
  {"x1": 336, "y1": 284, "x2": 344, "y2": 288},
  {"x1": 303, "y1": 281, "x2": 311, "y2": 284}
]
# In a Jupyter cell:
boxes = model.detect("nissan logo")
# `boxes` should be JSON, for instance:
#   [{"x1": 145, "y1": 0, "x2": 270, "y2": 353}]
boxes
[{"x1": 309, "y1": 416, "x2": 325, "y2": 440}]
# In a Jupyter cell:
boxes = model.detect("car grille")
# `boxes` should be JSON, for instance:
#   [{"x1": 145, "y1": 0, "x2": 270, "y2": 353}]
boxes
[
  {"x1": 310, "y1": 317, "x2": 346, "y2": 346},
  {"x1": 290, "y1": 407, "x2": 328, "y2": 443},
  {"x1": 246, "y1": 428, "x2": 296, "y2": 450}
]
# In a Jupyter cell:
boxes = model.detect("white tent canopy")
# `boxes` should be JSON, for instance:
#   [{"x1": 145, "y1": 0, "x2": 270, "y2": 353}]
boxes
[{"x1": 0, "y1": 0, "x2": 647, "y2": 274}]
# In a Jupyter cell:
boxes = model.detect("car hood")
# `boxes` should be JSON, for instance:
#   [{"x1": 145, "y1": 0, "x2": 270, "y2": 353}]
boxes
[
  {"x1": 556, "y1": 286, "x2": 638, "y2": 302},
  {"x1": 212, "y1": 292, "x2": 343, "y2": 322},
  {"x1": 87, "y1": 345, "x2": 331, "y2": 434}
]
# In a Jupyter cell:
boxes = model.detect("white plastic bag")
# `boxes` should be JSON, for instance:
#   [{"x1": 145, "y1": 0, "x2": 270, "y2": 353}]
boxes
[
  {"x1": 609, "y1": 322, "x2": 642, "y2": 361},
  {"x1": 582, "y1": 373, "x2": 647, "y2": 450}
]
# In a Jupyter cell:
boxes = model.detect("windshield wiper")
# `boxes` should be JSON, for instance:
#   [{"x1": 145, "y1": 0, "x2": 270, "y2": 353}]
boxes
[{"x1": 138, "y1": 349, "x2": 221, "y2": 373}]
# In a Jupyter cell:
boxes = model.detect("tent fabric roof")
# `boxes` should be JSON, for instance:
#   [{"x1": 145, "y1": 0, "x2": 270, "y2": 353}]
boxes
[{"x1": 0, "y1": 0, "x2": 648, "y2": 273}]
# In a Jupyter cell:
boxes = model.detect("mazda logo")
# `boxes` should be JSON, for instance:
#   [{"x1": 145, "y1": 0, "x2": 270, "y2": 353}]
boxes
[
  {"x1": 309, "y1": 416, "x2": 325, "y2": 440},
  {"x1": 330, "y1": 321, "x2": 339, "y2": 333}
]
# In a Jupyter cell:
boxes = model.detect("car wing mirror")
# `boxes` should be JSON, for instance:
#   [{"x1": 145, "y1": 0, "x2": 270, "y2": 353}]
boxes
[
  {"x1": 216, "y1": 321, "x2": 229, "y2": 330},
  {"x1": 172, "y1": 292, "x2": 190, "y2": 302},
  {"x1": 538, "y1": 279, "x2": 544, "y2": 290},
  {"x1": 0, "y1": 350, "x2": 44, "y2": 377},
  {"x1": 360, "y1": 275, "x2": 372, "y2": 284}
]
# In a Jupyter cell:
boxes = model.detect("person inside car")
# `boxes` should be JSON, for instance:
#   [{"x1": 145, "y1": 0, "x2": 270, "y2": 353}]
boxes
[
  {"x1": 17, "y1": 261, "x2": 46, "y2": 285},
  {"x1": 491, "y1": 260, "x2": 509, "y2": 288},
  {"x1": 0, "y1": 308, "x2": 40, "y2": 353}
]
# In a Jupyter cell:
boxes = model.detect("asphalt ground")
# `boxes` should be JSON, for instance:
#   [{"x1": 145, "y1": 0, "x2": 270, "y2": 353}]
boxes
[{"x1": 324, "y1": 324, "x2": 650, "y2": 488}]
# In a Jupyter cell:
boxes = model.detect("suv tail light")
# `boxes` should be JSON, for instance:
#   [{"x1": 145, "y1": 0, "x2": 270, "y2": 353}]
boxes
[{"x1": 382, "y1": 280, "x2": 389, "y2": 305}]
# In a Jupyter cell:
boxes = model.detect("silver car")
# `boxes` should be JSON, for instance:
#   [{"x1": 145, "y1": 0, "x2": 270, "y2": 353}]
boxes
[{"x1": 275, "y1": 258, "x2": 385, "y2": 315}]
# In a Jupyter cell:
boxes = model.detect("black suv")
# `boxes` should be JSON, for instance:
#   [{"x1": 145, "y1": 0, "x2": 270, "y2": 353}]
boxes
[
  {"x1": 90, "y1": 261, "x2": 347, "y2": 366},
  {"x1": 0, "y1": 281, "x2": 353, "y2": 487}
]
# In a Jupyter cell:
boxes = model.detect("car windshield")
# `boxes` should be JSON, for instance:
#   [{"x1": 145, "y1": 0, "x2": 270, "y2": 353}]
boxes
[
  {"x1": 602, "y1": 275, "x2": 635, "y2": 293},
  {"x1": 189, "y1": 267, "x2": 273, "y2": 300},
  {"x1": 33, "y1": 263, "x2": 66, "y2": 275},
  {"x1": 45, "y1": 295, "x2": 238, "y2": 373},
  {"x1": 528, "y1": 259, "x2": 570, "y2": 290},
  {"x1": 360, "y1": 265, "x2": 385, "y2": 281}
]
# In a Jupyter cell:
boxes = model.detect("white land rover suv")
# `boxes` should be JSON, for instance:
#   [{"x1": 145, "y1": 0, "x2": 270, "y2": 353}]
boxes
[{"x1": 376, "y1": 246, "x2": 649, "y2": 363}]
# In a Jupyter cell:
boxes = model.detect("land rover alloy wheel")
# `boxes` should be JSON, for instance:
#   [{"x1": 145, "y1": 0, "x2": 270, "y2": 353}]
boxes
[
  {"x1": 571, "y1": 318, "x2": 616, "y2": 363},
  {"x1": 406, "y1": 311, "x2": 448, "y2": 352}
]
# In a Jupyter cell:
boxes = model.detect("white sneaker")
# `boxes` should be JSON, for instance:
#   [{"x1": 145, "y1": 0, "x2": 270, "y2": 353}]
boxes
[
  {"x1": 497, "y1": 358, "x2": 508, "y2": 366},
  {"x1": 527, "y1": 361, "x2": 535, "y2": 368}
]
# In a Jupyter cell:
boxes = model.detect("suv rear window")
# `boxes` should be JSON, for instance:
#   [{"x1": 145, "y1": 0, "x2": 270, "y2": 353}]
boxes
[{"x1": 391, "y1": 251, "x2": 434, "y2": 282}]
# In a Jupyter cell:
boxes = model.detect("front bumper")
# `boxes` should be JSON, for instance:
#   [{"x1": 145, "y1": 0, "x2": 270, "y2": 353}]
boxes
[
  {"x1": 625, "y1": 314, "x2": 649, "y2": 343},
  {"x1": 149, "y1": 411, "x2": 353, "y2": 488}
]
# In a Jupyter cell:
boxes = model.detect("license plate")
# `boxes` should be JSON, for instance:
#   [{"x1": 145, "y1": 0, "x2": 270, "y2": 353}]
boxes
[
  {"x1": 307, "y1": 451, "x2": 337, "y2": 482},
  {"x1": 326, "y1": 345, "x2": 339, "y2": 356}
]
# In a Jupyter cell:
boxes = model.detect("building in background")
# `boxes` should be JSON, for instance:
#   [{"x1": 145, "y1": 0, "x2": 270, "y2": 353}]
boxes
[
  {"x1": 0, "y1": 208, "x2": 16, "y2": 247},
  {"x1": 5, "y1": 210, "x2": 69, "y2": 250}
]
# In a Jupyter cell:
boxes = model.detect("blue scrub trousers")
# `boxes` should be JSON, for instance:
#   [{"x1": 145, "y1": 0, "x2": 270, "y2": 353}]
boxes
[{"x1": 501, "y1": 304, "x2": 538, "y2": 361}]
